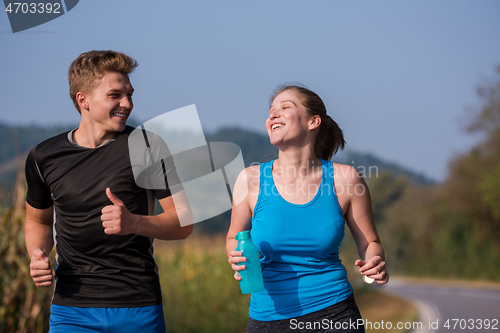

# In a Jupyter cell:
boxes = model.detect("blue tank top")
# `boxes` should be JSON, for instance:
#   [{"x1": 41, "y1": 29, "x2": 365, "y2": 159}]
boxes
[{"x1": 249, "y1": 159, "x2": 353, "y2": 321}]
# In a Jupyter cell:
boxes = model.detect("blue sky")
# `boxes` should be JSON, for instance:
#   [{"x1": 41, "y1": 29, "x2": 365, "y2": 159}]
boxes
[{"x1": 1, "y1": 1, "x2": 499, "y2": 181}]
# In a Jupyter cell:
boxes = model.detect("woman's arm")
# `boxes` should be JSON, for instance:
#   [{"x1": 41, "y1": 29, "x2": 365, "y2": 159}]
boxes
[
  {"x1": 343, "y1": 166, "x2": 389, "y2": 284},
  {"x1": 226, "y1": 166, "x2": 258, "y2": 280}
]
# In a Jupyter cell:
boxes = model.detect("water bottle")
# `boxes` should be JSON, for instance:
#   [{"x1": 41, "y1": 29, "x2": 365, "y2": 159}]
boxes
[{"x1": 235, "y1": 231, "x2": 264, "y2": 294}]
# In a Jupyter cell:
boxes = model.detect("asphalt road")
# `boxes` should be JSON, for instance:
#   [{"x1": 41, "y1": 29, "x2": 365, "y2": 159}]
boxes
[{"x1": 381, "y1": 279, "x2": 500, "y2": 333}]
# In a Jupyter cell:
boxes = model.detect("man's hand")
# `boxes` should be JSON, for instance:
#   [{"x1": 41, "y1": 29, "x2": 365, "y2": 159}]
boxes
[
  {"x1": 101, "y1": 188, "x2": 138, "y2": 235},
  {"x1": 30, "y1": 248, "x2": 53, "y2": 287}
]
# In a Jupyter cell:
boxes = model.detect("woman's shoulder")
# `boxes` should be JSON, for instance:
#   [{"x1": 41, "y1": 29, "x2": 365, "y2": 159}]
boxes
[
  {"x1": 331, "y1": 162, "x2": 364, "y2": 183},
  {"x1": 234, "y1": 164, "x2": 261, "y2": 192},
  {"x1": 238, "y1": 164, "x2": 261, "y2": 180},
  {"x1": 232, "y1": 164, "x2": 262, "y2": 208}
]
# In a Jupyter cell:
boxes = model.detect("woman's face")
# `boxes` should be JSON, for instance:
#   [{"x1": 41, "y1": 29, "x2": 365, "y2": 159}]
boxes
[{"x1": 266, "y1": 89, "x2": 313, "y2": 148}]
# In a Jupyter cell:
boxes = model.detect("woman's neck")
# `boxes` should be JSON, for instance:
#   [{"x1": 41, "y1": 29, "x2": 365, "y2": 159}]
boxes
[{"x1": 275, "y1": 147, "x2": 321, "y2": 178}]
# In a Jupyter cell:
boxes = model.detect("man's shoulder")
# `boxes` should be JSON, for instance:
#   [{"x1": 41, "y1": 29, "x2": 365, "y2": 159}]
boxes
[
  {"x1": 33, "y1": 131, "x2": 71, "y2": 153},
  {"x1": 26, "y1": 131, "x2": 72, "y2": 174}
]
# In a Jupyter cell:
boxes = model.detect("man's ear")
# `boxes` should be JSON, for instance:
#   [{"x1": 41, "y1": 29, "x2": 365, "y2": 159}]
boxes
[
  {"x1": 76, "y1": 92, "x2": 89, "y2": 112},
  {"x1": 309, "y1": 115, "x2": 321, "y2": 131}
]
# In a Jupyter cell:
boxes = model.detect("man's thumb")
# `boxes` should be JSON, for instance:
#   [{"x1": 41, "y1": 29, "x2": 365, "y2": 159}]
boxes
[
  {"x1": 106, "y1": 188, "x2": 124, "y2": 206},
  {"x1": 32, "y1": 248, "x2": 48, "y2": 261}
]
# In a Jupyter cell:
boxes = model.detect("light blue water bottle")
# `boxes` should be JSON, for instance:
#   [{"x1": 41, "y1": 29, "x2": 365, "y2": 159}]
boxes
[{"x1": 235, "y1": 231, "x2": 264, "y2": 294}]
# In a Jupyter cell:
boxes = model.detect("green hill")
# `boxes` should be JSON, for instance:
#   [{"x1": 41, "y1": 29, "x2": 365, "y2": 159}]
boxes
[{"x1": 0, "y1": 122, "x2": 434, "y2": 214}]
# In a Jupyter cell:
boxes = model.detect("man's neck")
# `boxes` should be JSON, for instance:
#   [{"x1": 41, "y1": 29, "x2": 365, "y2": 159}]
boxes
[{"x1": 73, "y1": 122, "x2": 118, "y2": 148}]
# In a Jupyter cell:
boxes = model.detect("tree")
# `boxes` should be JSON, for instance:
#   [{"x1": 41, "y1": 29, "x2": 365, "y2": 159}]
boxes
[{"x1": 381, "y1": 66, "x2": 500, "y2": 280}]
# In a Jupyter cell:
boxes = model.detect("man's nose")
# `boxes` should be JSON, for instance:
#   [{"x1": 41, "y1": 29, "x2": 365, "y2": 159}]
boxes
[{"x1": 120, "y1": 96, "x2": 132, "y2": 109}]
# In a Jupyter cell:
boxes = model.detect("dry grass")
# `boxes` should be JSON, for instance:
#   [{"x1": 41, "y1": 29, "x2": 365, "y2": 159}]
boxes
[
  {"x1": 357, "y1": 289, "x2": 418, "y2": 333},
  {"x1": 154, "y1": 233, "x2": 249, "y2": 333},
  {"x1": 155, "y1": 233, "x2": 418, "y2": 333},
  {"x1": 0, "y1": 172, "x2": 52, "y2": 333}
]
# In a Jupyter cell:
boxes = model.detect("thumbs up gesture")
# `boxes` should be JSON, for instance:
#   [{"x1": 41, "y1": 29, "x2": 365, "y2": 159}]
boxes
[
  {"x1": 101, "y1": 188, "x2": 137, "y2": 235},
  {"x1": 30, "y1": 248, "x2": 53, "y2": 287}
]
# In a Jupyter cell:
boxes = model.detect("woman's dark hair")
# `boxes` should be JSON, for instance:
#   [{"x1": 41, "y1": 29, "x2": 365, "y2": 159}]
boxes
[{"x1": 270, "y1": 84, "x2": 346, "y2": 160}]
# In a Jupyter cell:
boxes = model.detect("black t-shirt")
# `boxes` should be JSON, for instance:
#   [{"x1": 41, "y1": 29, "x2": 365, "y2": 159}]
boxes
[{"x1": 25, "y1": 126, "x2": 179, "y2": 307}]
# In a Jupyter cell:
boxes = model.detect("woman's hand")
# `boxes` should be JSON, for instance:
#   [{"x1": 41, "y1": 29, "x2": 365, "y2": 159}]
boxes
[
  {"x1": 228, "y1": 250, "x2": 247, "y2": 281},
  {"x1": 355, "y1": 255, "x2": 389, "y2": 285}
]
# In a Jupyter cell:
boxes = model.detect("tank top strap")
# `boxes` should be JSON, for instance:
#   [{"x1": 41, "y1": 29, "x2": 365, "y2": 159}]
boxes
[
  {"x1": 259, "y1": 159, "x2": 274, "y2": 190},
  {"x1": 255, "y1": 159, "x2": 342, "y2": 214},
  {"x1": 252, "y1": 160, "x2": 275, "y2": 215},
  {"x1": 324, "y1": 159, "x2": 344, "y2": 218},
  {"x1": 260, "y1": 160, "x2": 274, "y2": 179},
  {"x1": 323, "y1": 158, "x2": 334, "y2": 189}
]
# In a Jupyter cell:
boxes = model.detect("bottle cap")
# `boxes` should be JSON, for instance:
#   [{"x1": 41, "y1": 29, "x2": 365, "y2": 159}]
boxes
[
  {"x1": 235, "y1": 231, "x2": 251, "y2": 241},
  {"x1": 364, "y1": 275, "x2": 375, "y2": 284}
]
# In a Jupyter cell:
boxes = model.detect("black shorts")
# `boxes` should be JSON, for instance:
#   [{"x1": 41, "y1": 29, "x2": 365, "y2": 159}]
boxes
[{"x1": 247, "y1": 294, "x2": 365, "y2": 333}]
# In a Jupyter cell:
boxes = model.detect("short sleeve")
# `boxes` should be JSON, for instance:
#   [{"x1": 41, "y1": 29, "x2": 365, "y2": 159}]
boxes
[
  {"x1": 25, "y1": 147, "x2": 53, "y2": 209},
  {"x1": 128, "y1": 128, "x2": 183, "y2": 200},
  {"x1": 151, "y1": 153, "x2": 184, "y2": 200}
]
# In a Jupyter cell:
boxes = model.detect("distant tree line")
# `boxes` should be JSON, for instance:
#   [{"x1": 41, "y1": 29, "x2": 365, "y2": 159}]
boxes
[{"x1": 377, "y1": 67, "x2": 500, "y2": 281}]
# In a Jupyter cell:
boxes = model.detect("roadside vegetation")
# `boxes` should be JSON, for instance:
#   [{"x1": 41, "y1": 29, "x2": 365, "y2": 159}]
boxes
[
  {"x1": 155, "y1": 234, "x2": 417, "y2": 333},
  {"x1": 1, "y1": 66, "x2": 499, "y2": 332},
  {"x1": 379, "y1": 67, "x2": 500, "y2": 281},
  {"x1": 0, "y1": 172, "x2": 51, "y2": 333}
]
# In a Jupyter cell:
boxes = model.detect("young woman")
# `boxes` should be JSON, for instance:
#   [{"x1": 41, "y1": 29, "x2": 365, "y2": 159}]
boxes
[{"x1": 226, "y1": 85, "x2": 388, "y2": 332}]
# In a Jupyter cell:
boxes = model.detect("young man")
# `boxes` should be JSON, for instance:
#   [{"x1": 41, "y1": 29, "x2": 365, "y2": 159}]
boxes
[{"x1": 25, "y1": 50, "x2": 193, "y2": 332}]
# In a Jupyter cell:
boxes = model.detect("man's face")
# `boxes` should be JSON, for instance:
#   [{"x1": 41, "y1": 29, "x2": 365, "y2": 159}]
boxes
[{"x1": 84, "y1": 71, "x2": 134, "y2": 134}]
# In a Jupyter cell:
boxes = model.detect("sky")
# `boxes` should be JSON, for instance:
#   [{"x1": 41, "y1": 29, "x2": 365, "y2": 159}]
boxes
[{"x1": 1, "y1": 1, "x2": 499, "y2": 181}]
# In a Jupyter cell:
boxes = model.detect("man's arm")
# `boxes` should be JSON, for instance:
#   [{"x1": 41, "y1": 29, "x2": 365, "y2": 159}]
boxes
[
  {"x1": 101, "y1": 188, "x2": 193, "y2": 240},
  {"x1": 25, "y1": 203, "x2": 54, "y2": 287}
]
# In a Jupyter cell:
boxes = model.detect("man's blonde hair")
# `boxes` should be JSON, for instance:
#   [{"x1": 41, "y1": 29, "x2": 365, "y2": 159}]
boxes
[{"x1": 68, "y1": 50, "x2": 138, "y2": 113}]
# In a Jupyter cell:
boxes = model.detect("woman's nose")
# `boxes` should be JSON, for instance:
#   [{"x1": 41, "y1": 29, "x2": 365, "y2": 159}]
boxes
[{"x1": 269, "y1": 109, "x2": 280, "y2": 120}]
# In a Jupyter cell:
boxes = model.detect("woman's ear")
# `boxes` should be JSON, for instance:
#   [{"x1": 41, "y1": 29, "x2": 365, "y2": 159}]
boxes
[{"x1": 308, "y1": 115, "x2": 321, "y2": 131}]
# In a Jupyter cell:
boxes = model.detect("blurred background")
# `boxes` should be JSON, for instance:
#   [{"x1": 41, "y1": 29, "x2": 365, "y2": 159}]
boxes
[{"x1": 1, "y1": 1, "x2": 499, "y2": 332}]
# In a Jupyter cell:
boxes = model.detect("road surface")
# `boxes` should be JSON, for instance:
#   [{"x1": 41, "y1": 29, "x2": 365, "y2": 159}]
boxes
[{"x1": 381, "y1": 279, "x2": 500, "y2": 333}]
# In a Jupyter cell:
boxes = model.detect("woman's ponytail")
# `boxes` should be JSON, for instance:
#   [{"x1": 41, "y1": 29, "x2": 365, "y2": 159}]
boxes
[{"x1": 315, "y1": 115, "x2": 345, "y2": 160}]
